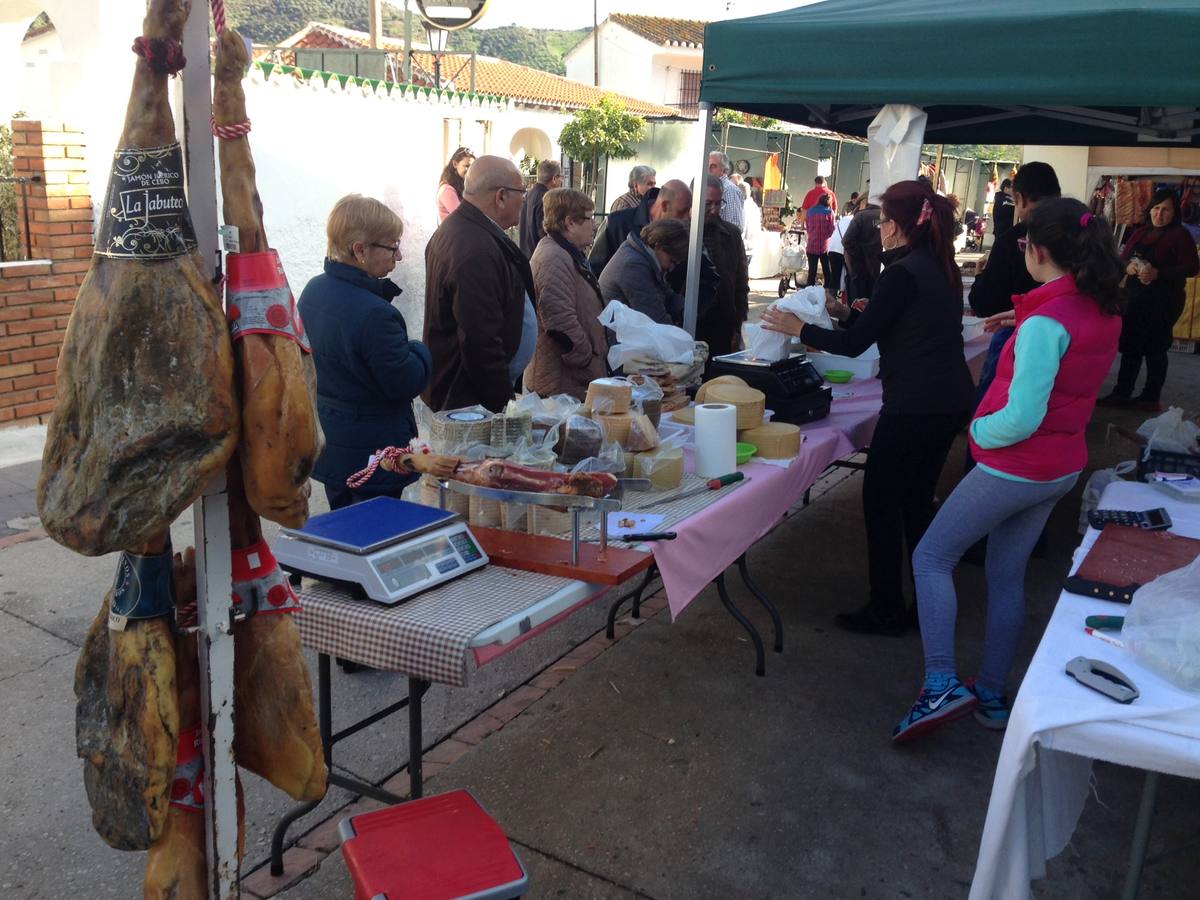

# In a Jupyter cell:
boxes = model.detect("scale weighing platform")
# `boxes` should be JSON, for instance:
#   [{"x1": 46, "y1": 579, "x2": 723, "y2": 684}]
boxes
[
  {"x1": 708, "y1": 350, "x2": 831, "y2": 423},
  {"x1": 273, "y1": 497, "x2": 488, "y2": 605}
]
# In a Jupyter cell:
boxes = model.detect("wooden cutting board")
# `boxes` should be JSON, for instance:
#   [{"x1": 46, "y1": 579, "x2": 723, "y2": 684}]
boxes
[
  {"x1": 1064, "y1": 525, "x2": 1200, "y2": 603},
  {"x1": 473, "y1": 527, "x2": 654, "y2": 585}
]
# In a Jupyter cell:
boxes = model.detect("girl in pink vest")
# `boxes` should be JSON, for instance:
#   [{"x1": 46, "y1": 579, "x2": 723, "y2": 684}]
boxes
[{"x1": 893, "y1": 198, "x2": 1123, "y2": 743}]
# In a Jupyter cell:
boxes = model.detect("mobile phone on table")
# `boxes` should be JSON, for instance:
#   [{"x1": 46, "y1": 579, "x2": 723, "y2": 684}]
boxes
[{"x1": 1086, "y1": 507, "x2": 1172, "y2": 531}]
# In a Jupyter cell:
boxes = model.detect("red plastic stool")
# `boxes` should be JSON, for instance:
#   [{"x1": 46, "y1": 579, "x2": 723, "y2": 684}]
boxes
[{"x1": 339, "y1": 790, "x2": 529, "y2": 900}]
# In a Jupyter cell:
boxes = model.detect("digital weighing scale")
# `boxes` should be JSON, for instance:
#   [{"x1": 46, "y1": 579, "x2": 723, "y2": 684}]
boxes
[
  {"x1": 272, "y1": 497, "x2": 488, "y2": 605},
  {"x1": 708, "y1": 350, "x2": 831, "y2": 423}
]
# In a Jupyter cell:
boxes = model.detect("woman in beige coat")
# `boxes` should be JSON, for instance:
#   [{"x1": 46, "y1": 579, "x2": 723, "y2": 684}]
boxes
[{"x1": 527, "y1": 189, "x2": 609, "y2": 399}]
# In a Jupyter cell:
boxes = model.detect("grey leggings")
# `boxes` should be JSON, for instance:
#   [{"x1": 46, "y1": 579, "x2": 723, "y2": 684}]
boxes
[{"x1": 912, "y1": 466, "x2": 1077, "y2": 695}]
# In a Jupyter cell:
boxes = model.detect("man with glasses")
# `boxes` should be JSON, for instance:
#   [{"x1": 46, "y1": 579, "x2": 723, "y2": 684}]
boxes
[
  {"x1": 424, "y1": 155, "x2": 538, "y2": 412},
  {"x1": 519, "y1": 159, "x2": 563, "y2": 259}
]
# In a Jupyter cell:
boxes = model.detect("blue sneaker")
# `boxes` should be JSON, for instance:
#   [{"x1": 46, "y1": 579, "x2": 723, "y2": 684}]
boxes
[
  {"x1": 966, "y1": 679, "x2": 1010, "y2": 731},
  {"x1": 892, "y1": 674, "x2": 978, "y2": 744}
]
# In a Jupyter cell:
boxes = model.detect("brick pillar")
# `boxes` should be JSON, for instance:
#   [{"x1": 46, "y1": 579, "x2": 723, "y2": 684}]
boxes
[{"x1": 0, "y1": 120, "x2": 93, "y2": 427}]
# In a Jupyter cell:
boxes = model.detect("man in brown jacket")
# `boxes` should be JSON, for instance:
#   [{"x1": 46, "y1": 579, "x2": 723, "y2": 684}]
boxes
[
  {"x1": 700, "y1": 175, "x2": 749, "y2": 357},
  {"x1": 423, "y1": 156, "x2": 537, "y2": 412}
]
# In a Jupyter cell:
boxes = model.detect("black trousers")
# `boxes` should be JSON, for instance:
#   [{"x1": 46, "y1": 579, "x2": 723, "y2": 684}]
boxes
[
  {"x1": 806, "y1": 253, "x2": 831, "y2": 286},
  {"x1": 1114, "y1": 290, "x2": 1185, "y2": 402},
  {"x1": 828, "y1": 252, "x2": 845, "y2": 294},
  {"x1": 324, "y1": 483, "x2": 407, "y2": 511},
  {"x1": 863, "y1": 411, "x2": 967, "y2": 617}
]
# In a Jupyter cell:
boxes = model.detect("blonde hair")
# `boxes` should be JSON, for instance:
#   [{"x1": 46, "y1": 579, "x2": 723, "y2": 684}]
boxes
[
  {"x1": 326, "y1": 194, "x2": 404, "y2": 262},
  {"x1": 542, "y1": 188, "x2": 594, "y2": 234}
]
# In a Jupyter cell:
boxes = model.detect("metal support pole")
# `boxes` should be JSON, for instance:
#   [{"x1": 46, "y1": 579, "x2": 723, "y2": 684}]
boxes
[
  {"x1": 180, "y1": 3, "x2": 237, "y2": 895},
  {"x1": 683, "y1": 101, "x2": 714, "y2": 335},
  {"x1": 592, "y1": 0, "x2": 599, "y2": 86},
  {"x1": 1121, "y1": 770, "x2": 1161, "y2": 900},
  {"x1": 403, "y1": 0, "x2": 412, "y2": 83}
]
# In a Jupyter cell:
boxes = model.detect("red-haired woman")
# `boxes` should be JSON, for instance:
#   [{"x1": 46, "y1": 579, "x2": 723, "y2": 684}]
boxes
[{"x1": 763, "y1": 180, "x2": 974, "y2": 635}]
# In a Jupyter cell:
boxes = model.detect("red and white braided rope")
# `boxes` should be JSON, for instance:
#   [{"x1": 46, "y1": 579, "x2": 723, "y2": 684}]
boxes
[
  {"x1": 210, "y1": 0, "x2": 227, "y2": 34},
  {"x1": 346, "y1": 445, "x2": 429, "y2": 489},
  {"x1": 211, "y1": 117, "x2": 251, "y2": 140}
]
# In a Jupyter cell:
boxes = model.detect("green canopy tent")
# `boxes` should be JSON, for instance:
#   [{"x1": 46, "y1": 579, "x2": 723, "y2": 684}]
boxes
[
  {"x1": 700, "y1": 0, "x2": 1200, "y2": 147},
  {"x1": 679, "y1": 0, "x2": 1200, "y2": 332}
]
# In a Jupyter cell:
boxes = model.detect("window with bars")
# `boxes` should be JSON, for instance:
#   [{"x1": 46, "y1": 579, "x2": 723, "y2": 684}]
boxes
[{"x1": 677, "y1": 70, "x2": 701, "y2": 117}]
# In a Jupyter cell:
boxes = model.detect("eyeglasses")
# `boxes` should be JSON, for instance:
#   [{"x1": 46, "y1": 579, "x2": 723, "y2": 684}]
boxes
[
  {"x1": 371, "y1": 241, "x2": 401, "y2": 254},
  {"x1": 498, "y1": 186, "x2": 528, "y2": 197},
  {"x1": 1017, "y1": 237, "x2": 1029, "y2": 253}
]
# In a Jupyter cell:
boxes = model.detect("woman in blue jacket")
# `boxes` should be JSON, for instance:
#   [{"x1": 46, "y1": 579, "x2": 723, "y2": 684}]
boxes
[{"x1": 298, "y1": 194, "x2": 433, "y2": 509}]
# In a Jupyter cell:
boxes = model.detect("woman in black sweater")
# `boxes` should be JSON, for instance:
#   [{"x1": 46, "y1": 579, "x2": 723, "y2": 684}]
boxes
[{"x1": 763, "y1": 180, "x2": 974, "y2": 635}]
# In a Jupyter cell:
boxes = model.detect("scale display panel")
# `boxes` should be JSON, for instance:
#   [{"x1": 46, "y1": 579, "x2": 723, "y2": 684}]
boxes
[{"x1": 273, "y1": 498, "x2": 488, "y2": 605}]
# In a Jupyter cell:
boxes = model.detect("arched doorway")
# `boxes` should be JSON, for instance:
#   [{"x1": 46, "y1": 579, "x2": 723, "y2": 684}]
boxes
[{"x1": 509, "y1": 127, "x2": 552, "y2": 171}]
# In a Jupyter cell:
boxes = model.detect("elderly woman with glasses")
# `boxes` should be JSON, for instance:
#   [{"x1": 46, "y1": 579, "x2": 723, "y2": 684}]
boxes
[
  {"x1": 298, "y1": 194, "x2": 435, "y2": 510},
  {"x1": 527, "y1": 188, "x2": 608, "y2": 399}
]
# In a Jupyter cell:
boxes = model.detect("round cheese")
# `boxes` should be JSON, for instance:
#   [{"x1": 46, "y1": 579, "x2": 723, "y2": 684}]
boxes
[
  {"x1": 595, "y1": 412, "x2": 632, "y2": 445},
  {"x1": 705, "y1": 383, "x2": 766, "y2": 430},
  {"x1": 430, "y1": 408, "x2": 493, "y2": 453},
  {"x1": 696, "y1": 374, "x2": 748, "y2": 404},
  {"x1": 669, "y1": 406, "x2": 696, "y2": 426},
  {"x1": 740, "y1": 422, "x2": 802, "y2": 459},
  {"x1": 585, "y1": 377, "x2": 634, "y2": 415}
]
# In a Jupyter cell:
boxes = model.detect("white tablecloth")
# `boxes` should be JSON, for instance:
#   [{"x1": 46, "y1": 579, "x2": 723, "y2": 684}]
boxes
[{"x1": 969, "y1": 480, "x2": 1200, "y2": 899}]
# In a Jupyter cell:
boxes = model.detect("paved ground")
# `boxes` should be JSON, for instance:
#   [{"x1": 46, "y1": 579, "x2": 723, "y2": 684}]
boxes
[{"x1": 1, "y1": 332, "x2": 1197, "y2": 899}]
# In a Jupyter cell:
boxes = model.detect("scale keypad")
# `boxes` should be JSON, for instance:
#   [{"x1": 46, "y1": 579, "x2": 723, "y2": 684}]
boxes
[{"x1": 450, "y1": 531, "x2": 482, "y2": 563}]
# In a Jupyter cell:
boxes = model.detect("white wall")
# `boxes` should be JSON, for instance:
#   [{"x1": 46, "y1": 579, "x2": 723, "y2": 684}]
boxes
[
  {"x1": 650, "y1": 48, "x2": 703, "y2": 112},
  {"x1": 603, "y1": 119, "x2": 706, "y2": 213},
  {"x1": 566, "y1": 20, "x2": 656, "y2": 105},
  {"x1": 1021, "y1": 145, "x2": 1091, "y2": 202}
]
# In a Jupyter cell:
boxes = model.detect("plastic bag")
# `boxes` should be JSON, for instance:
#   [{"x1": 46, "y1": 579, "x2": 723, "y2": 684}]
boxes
[
  {"x1": 1123, "y1": 554, "x2": 1200, "y2": 691},
  {"x1": 743, "y1": 286, "x2": 833, "y2": 361},
  {"x1": 1077, "y1": 460, "x2": 1137, "y2": 534},
  {"x1": 600, "y1": 300, "x2": 695, "y2": 370},
  {"x1": 1137, "y1": 407, "x2": 1200, "y2": 455}
]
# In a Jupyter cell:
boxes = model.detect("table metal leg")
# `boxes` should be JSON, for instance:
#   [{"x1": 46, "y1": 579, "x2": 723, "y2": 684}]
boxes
[
  {"x1": 605, "y1": 565, "x2": 657, "y2": 639},
  {"x1": 409, "y1": 677, "x2": 429, "y2": 799},
  {"x1": 737, "y1": 553, "x2": 782, "y2": 653},
  {"x1": 716, "y1": 571, "x2": 766, "y2": 677},
  {"x1": 1121, "y1": 770, "x2": 1161, "y2": 900}
]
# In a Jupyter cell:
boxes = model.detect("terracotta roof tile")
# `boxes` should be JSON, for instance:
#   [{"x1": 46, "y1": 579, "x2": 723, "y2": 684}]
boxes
[
  {"x1": 608, "y1": 14, "x2": 707, "y2": 49},
  {"x1": 278, "y1": 22, "x2": 679, "y2": 117}
]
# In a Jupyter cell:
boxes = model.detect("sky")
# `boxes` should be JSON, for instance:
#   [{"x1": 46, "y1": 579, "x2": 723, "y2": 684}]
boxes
[{"x1": 408, "y1": 0, "x2": 817, "y2": 31}]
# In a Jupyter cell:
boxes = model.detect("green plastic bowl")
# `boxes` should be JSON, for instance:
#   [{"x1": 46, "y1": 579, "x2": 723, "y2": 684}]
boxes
[
  {"x1": 736, "y1": 442, "x2": 757, "y2": 465},
  {"x1": 823, "y1": 369, "x2": 854, "y2": 384}
]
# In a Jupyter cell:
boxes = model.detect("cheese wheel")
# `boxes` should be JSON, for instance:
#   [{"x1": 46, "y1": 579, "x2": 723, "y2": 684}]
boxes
[
  {"x1": 585, "y1": 377, "x2": 634, "y2": 415},
  {"x1": 705, "y1": 383, "x2": 766, "y2": 430},
  {"x1": 740, "y1": 422, "x2": 802, "y2": 458},
  {"x1": 624, "y1": 413, "x2": 660, "y2": 452},
  {"x1": 430, "y1": 408, "x2": 493, "y2": 453},
  {"x1": 595, "y1": 412, "x2": 632, "y2": 445},
  {"x1": 696, "y1": 375, "x2": 748, "y2": 404},
  {"x1": 669, "y1": 406, "x2": 696, "y2": 426}
]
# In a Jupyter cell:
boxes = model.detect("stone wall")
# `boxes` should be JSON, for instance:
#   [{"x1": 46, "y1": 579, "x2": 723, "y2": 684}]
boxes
[{"x1": 0, "y1": 119, "x2": 92, "y2": 427}]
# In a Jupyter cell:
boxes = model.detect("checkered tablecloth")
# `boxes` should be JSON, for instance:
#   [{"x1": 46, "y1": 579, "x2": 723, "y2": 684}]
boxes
[{"x1": 296, "y1": 567, "x2": 575, "y2": 686}]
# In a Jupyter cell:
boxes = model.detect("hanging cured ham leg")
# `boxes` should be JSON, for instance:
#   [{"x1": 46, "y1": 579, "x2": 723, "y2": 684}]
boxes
[
  {"x1": 144, "y1": 549, "x2": 245, "y2": 900},
  {"x1": 37, "y1": 0, "x2": 238, "y2": 556},
  {"x1": 214, "y1": 26, "x2": 322, "y2": 528},
  {"x1": 211, "y1": 26, "x2": 327, "y2": 803},
  {"x1": 75, "y1": 532, "x2": 178, "y2": 851}
]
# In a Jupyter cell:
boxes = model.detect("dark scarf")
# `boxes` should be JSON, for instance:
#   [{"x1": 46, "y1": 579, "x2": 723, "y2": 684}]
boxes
[{"x1": 551, "y1": 231, "x2": 603, "y2": 301}]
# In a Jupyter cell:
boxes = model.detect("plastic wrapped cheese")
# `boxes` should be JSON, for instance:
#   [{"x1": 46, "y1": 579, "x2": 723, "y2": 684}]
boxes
[
  {"x1": 595, "y1": 413, "x2": 632, "y2": 446},
  {"x1": 554, "y1": 415, "x2": 604, "y2": 465},
  {"x1": 585, "y1": 377, "x2": 634, "y2": 415},
  {"x1": 740, "y1": 422, "x2": 802, "y2": 458},
  {"x1": 635, "y1": 447, "x2": 684, "y2": 489},
  {"x1": 624, "y1": 414, "x2": 660, "y2": 452}
]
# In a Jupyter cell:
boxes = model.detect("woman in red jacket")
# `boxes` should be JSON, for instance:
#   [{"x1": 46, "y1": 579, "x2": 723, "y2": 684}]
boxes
[
  {"x1": 1101, "y1": 187, "x2": 1200, "y2": 410},
  {"x1": 892, "y1": 199, "x2": 1123, "y2": 743}
]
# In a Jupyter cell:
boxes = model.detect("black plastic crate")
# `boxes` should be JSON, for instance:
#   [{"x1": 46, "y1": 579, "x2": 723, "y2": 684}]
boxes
[{"x1": 1137, "y1": 447, "x2": 1200, "y2": 482}]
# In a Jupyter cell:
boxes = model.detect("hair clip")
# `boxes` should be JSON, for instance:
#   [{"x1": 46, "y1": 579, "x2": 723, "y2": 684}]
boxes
[
  {"x1": 917, "y1": 199, "x2": 933, "y2": 226},
  {"x1": 1079, "y1": 212, "x2": 1094, "y2": 227}
]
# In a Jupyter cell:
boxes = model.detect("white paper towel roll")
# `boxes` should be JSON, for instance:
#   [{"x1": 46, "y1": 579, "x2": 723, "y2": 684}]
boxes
[{"x1": 694, "y1": 403, "x2": 737, "y2": 478}]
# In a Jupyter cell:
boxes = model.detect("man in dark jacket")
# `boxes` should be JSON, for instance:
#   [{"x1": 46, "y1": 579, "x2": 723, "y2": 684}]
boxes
[
  {"x1": 589, "y1": 179, "x2": 692, "y2": 276},
  {"x1": 842, "y1": 201, "x2": 882, "y2": 301},
  {"x1": 424, "y1": 156, "x2": 536, "y2": 413},
  {"x1": 518, "y1": 159, "x2": 562, "y2": 258},
  {"x1": 700, "y1": 175, "x2": 749, "y2": 356},
  {"x1": 991, "y1": 178, "x2": 1015, "y2": 237}
]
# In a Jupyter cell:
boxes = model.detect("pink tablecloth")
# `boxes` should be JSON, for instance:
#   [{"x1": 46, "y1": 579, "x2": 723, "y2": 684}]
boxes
[{"x1": 654, "y1": 333, "x2": 992, "y2": 618}]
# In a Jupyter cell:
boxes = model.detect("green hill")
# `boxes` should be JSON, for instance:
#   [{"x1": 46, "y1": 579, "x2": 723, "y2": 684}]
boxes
[{"x1": 225, "y1": 1, "x2": 588, "y2": 75}]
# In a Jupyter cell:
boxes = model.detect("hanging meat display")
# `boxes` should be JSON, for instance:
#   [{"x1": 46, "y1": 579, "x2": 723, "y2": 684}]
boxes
[
  {"x1": 36, "y1": 0, "x2": 239, "y2": 556},
  {"x1": 213, "y1": 25, "x2": 327, "y2": 803}
]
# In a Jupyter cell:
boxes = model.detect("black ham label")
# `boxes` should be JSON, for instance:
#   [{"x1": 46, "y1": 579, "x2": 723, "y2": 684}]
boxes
[{"x1": 95, "y1": 143, "x2": 198, "y2": 259}]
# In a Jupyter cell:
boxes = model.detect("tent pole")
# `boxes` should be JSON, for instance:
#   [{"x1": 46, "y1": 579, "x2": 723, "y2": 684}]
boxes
[
  {"x1": 933, "y1": 144, "x2": 945, "y2": 192},
  {"x1": 683, "y1": 101, "x2": 714, "y2": 336}
]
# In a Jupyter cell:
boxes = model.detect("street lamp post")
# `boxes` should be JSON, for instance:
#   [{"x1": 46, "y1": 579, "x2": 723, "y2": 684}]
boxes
[{"x1": 425, "y1": 24, "x2": 448, "y2": 88}]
